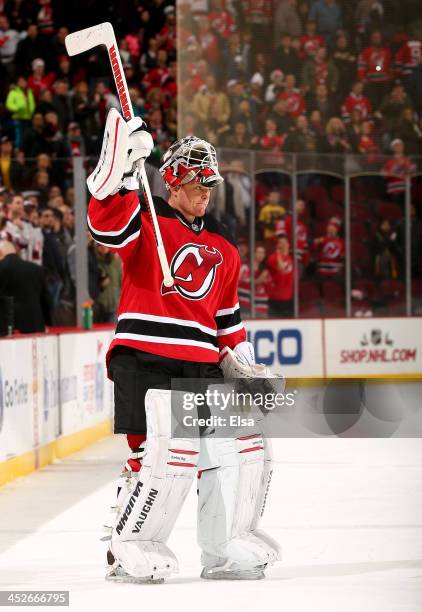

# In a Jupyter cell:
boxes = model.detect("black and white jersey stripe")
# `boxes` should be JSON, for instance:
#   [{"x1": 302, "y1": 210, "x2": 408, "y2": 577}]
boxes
[
  {"x1": 87, "y1": 204, "x2": 141, "y2": 248},
  {"x1": 114, "y1": 312, "x2": 219, "y2": 352},
  {"x1": 214, "y1": 303, "x2": 244, "y2": 337}
]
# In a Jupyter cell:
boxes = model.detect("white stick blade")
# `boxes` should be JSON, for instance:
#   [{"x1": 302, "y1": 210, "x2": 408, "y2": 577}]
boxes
[{"x1": 65, "y1": 22, "x2": 115, "y2": 56}]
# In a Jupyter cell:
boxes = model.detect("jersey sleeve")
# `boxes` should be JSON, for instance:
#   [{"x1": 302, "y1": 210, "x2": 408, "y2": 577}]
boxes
[
  {"x1": 215, "y1": 249, "x2": 246, "y2": 360},
  {"x1": 87, "y1": 190, "x2": 141, "y2": 260}
]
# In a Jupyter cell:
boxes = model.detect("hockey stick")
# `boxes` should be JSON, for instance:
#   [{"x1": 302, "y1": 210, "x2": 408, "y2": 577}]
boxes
[{"x1": 65, "y1": 22, "x2": 174, "y2": 287}]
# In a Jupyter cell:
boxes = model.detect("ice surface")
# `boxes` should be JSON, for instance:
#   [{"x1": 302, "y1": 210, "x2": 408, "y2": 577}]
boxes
[{"x1": 0, "y1": 436, "x2": 421, "y2": 612}]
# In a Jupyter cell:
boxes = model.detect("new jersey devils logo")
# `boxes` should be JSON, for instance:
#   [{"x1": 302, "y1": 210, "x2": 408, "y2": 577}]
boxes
[{"x1": 162, "y1": 243, "x2": 223, "y2": 300}]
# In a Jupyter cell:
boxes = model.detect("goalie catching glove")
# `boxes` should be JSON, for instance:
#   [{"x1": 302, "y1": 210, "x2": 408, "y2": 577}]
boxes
[{"x1": 87, "y1": 108, "x2": 154, "y2": 200}]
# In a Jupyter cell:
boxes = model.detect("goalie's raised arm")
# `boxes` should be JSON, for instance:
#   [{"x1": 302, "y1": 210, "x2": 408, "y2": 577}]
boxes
[{"x1": 87, "y1": 109, "x2": 153, "y2": 256}]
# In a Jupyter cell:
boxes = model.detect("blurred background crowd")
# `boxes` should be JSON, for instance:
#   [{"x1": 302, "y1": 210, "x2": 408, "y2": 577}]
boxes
[{"x1": 0, "y1": 0, "x2": 421, "y2": 332}]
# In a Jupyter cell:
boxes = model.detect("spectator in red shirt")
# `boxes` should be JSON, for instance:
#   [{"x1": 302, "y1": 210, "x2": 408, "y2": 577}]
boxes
[
  {"x1": 208, "y1": 0, "x2": 236, "y2": 39},
  {"x1": 382, "y1": 138, "x2": 416, "y2": 204},
  {"x1": 260, "y1": 118, "x2": 285, "y2": 151},
  {"x1": 299, "y1": 19, "x2": 326, "y2": 60},
  {"x1": 197, "y1": 15, "x2": 219, "y2": 65},
  {"x1": 357, "y1": 120, "x2": 378, "y2": 156},
  {"x1": 357, "y1": 30, "x2": 393, "y2": 108},
  {"x1": 254, "y1": 244, "x2": 270, "y2": 316},
  {"x1": 314, "y1": 219, "x2": 345, "y2": 278},
  {"x1": 27, "y1": 58, "x2": 55, "y2": 99},
  {"x1": 275, "y1": 198, "x2": 310, "y2": 275},
  {"x1": 341, "y1": 80, "x2": 372, "y2": 123},
  {"x1": 279, "y1": 74, "x2": 306, "y2": 118},
  {"x1": 267, "y1": 236, "x2": 294, "y2": 317}
]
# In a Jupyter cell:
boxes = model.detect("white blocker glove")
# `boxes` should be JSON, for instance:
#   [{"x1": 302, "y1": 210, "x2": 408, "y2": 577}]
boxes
[{"x1": 87, "y1": 108, "x2": 154, "y2": 200}]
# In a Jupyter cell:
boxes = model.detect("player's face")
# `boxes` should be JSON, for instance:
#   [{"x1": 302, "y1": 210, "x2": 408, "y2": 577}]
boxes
[{"x1": 176, "y1": 181, "x2": 211, "y2": 220}]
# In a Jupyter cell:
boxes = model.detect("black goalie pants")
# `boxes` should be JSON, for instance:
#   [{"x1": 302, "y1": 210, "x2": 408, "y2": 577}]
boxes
[{"x1": 109, "y1": 346, "x2": 223, "y2": 435}]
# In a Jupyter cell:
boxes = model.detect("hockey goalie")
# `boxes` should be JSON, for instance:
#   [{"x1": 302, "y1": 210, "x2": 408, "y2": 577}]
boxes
[{"x1": 87, "y1": 109, "x2": 281, "y2": 583}]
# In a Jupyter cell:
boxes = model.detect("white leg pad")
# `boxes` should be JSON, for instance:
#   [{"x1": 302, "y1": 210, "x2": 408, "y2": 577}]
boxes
[
  {"x1": 110, "y1": 389, "x2": 199, "y2": 580},
  {"x1": 197, "y1": 433, "x2": 281, "y2": 571}
]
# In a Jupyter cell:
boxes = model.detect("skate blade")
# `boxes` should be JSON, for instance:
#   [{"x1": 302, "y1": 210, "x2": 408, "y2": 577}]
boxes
[
  {"x1": 200, "y1": 566, "x2": 265, "y2": 581},
  {"x1": 106, "y1": 569, "x2": 164, "y2": 584}
]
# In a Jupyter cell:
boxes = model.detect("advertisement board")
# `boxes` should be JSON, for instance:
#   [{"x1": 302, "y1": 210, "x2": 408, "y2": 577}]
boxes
[
  {"x1": 324, "y1": 318, "x2": 422, "y2": 376},
  {"x1": 245, "y1": 319, "x2": 324, "y2": 377},
  {"x1": 0, "y1": 337, "x2": 33, "y2": 462},
  {"x1": 59, "y1": 331, "x2": 114, "y2": 436}
]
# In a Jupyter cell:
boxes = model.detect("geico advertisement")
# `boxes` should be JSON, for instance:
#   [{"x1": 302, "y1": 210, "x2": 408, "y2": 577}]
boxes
[
  {"x1": 325, "y1": 318, "x2": 422, "y2": 376},
  {"x1": 244, "y1": 319, "x2": 324, "y2": 377}
]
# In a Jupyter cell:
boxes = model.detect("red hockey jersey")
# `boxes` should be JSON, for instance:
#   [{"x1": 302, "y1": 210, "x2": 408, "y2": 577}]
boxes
[
  {"x1": 395, "y1": 40, "x2": 422, "y2": 77},
  {"x1": 88, "y1": 193, "x2": 246, "y2": 367},
  {"x1": 299, "y1": 34, "x2": 325, "y2": 60},
  {"x1": 315, "y1": 236, "x2": 344, "y2": 276},
  {"x1": 278, "y1": 89, "x2": 306, "y2": 118},
  {"x1": 341, "y1": 92, "x2": 373, "y2": 122},
  {"x1": 357, "y1": 47, "x2": 392, "y2": 83}
]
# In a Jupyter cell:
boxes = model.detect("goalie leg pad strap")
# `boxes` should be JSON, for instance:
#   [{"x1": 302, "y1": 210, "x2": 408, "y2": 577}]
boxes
[
  {"x1": 197, "y1": 434, "x2": 280, "y2": 570},
  {"x1": 111, "y1": 389, "x2": 199, "y2": 579}
]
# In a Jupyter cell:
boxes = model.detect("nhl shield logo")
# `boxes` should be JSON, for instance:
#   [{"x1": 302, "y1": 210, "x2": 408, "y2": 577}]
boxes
[{"x1": 162, "y1": 243, "x2": 223, "y2": 300}]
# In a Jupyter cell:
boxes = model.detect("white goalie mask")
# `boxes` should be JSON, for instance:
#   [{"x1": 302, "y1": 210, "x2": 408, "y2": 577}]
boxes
[{"x1": 159, "y1": 136, "x2": 224, "y2": 189}]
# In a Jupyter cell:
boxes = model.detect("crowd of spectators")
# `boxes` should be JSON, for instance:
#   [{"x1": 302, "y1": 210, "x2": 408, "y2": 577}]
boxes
[
  {"x1": 0, "y1": 0, "x2": 422, "y2": 328},
  {"x1": 0, "y1": 0, "x2": 177, "y2": 329},
  {"x1": 179, "y1": 0, "x2": 422, "y2": 158}
]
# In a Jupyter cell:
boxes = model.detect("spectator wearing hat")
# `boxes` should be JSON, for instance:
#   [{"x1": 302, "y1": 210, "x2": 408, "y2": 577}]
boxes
[
  {"x1": 274, "y1": 0, "x2": 302, "y2": 45},
  {"x1": 5, "y1": 76, "x2": 35, "y2": 148},
  {"x1": 0, "y1": 239, "x2": 49, "y2": 333},
  {"x1": 272, "y1": 33, "x2": 301, "y2": 82},
  {"x1": 27, "y1": 58, "x2": 55, "y2": 98}
]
